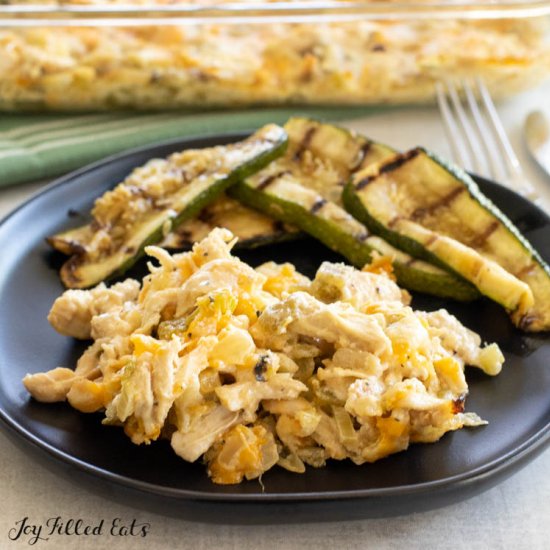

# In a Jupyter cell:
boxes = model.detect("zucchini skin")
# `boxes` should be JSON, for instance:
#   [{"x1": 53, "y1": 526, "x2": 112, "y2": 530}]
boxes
[
  {"x1": 344, "y1": 147, "x2": 550, "y2": 331},
  {"x1": 57, "y1": 124, "x2": 288, "y2": 288}
]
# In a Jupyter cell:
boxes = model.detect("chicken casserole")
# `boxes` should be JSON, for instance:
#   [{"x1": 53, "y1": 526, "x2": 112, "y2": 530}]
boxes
[
  {"x1": 24, "y1": 228, "x2": 504, "y2": 484},
  {"x1": 1, "y1": 0, "x2": 549, "y2": 110}
]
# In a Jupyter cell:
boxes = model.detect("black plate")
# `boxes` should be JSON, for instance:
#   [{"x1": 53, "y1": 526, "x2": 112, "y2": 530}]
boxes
[{"x1": 1, "y1": 134, "x2": 549, "y2": 522}]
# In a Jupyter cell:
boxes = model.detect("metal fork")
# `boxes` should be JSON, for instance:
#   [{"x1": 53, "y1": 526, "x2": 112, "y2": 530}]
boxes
[{"x1": 435, "y1": 77, "x2": 539, "y2": 202}]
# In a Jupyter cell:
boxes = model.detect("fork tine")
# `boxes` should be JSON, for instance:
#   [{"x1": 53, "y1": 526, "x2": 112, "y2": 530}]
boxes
[
  {"x1": 437, "y1": 77, "x2": 539, "y2": 202},
  {"x1": 462, "y1": 78, "x2": 501, "y2": 182},
  {"x1": 474, "y1": 77, "x2": 539, "y2": 200},
  {"x1": 435, "y1": 81, "x2": 472, "y2": 170},
  {"x1": 445, "y1": 79, "x2": 485, "y2": 175},
  {"x1": 475, "y1": 77, "x2": 520, "y2": 175}
]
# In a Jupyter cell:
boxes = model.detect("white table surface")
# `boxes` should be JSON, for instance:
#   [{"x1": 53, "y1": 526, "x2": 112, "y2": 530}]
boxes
[{"x1": 1, "y1": 84, "x2": 549, "y2": 550}]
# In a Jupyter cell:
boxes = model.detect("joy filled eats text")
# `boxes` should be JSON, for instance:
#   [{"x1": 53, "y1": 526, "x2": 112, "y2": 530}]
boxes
[{"x1": 8, "y1": 516, "x2": 150, "y2": 545}]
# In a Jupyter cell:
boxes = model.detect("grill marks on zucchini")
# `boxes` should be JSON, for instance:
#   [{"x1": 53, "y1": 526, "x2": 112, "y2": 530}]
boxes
[
  {"x1": 293, "y1": 126, "x2": 317, "y2": 160},
  {"x1": 409, "y1": 186, "x2": 465, "y2": 222},
  {"x1": 310, "y1": 198, "x2": 327, "y2": 214},
  {"x1": 344, "y1": 147, "x2": 550, "y2": 331},
  {"x1": 468, "y1": 220, "x2": 499, "y2": 249},
  {"x1": 356, "y1": 148, "x2": 421, "y2": 191},
  {"x1": 352, "y1": 141, "x2": 372, "y2": 171},
  {"x1": 51, "y1": 124, "x2": 288, "y2": 288},
  {"x1": 230, "y1": 118, "x2": 479, "y2": 301},
  {"x1": 257, "y1": 170, "x2": 291, "y2": 191}
]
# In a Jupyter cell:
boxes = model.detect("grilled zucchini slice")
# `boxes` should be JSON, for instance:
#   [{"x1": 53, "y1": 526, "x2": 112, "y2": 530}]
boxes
[
  {"x1": 343, "y1": 147, "x2": 550, "y2": 331},
  {"x1": 160, "y1": 195, "x2": 299, "y2": 249},
  {"x1": 156, "y1": 115, "x2": 392, "y2": 249},
  {"x1": 230, "y1": 119, "x2": 479, "y2": 301},
  {"x1": 50, "y1": 124, "x2": 288, "y2": 289},
  {"x1": 51, "y1": 194, "x2": 299, "y2": 253},
  {"x1": 49, "y1": 116, "x2": 381, "y2": 257}
]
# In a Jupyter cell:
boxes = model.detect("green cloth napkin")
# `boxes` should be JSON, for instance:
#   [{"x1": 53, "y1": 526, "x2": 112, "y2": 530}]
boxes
[{"x1": 0, "y1": 107, "x2": 379, "y2": 187}]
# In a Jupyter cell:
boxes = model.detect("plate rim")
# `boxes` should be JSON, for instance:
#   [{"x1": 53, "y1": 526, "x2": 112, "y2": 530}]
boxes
[{"x1": 1, "y1": 132, "x2": 549, "y2": 503}]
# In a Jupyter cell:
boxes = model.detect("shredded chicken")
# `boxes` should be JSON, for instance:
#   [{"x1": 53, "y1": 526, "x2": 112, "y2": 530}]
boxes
[
  {"x1": 48, "y1": 279, "x2": 140, "y2": 339},
  {"x1": 24, "y1": 228, "x2": 504, "y2": 484},
  {"x1": 310, "y1": 261, "x2": 410, "y2": 309}
]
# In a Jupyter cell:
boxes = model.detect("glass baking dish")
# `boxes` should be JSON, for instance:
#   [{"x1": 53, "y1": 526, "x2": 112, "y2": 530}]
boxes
[{"x1": 1, "y1": 1, "x2": 549, "y2": 111}]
